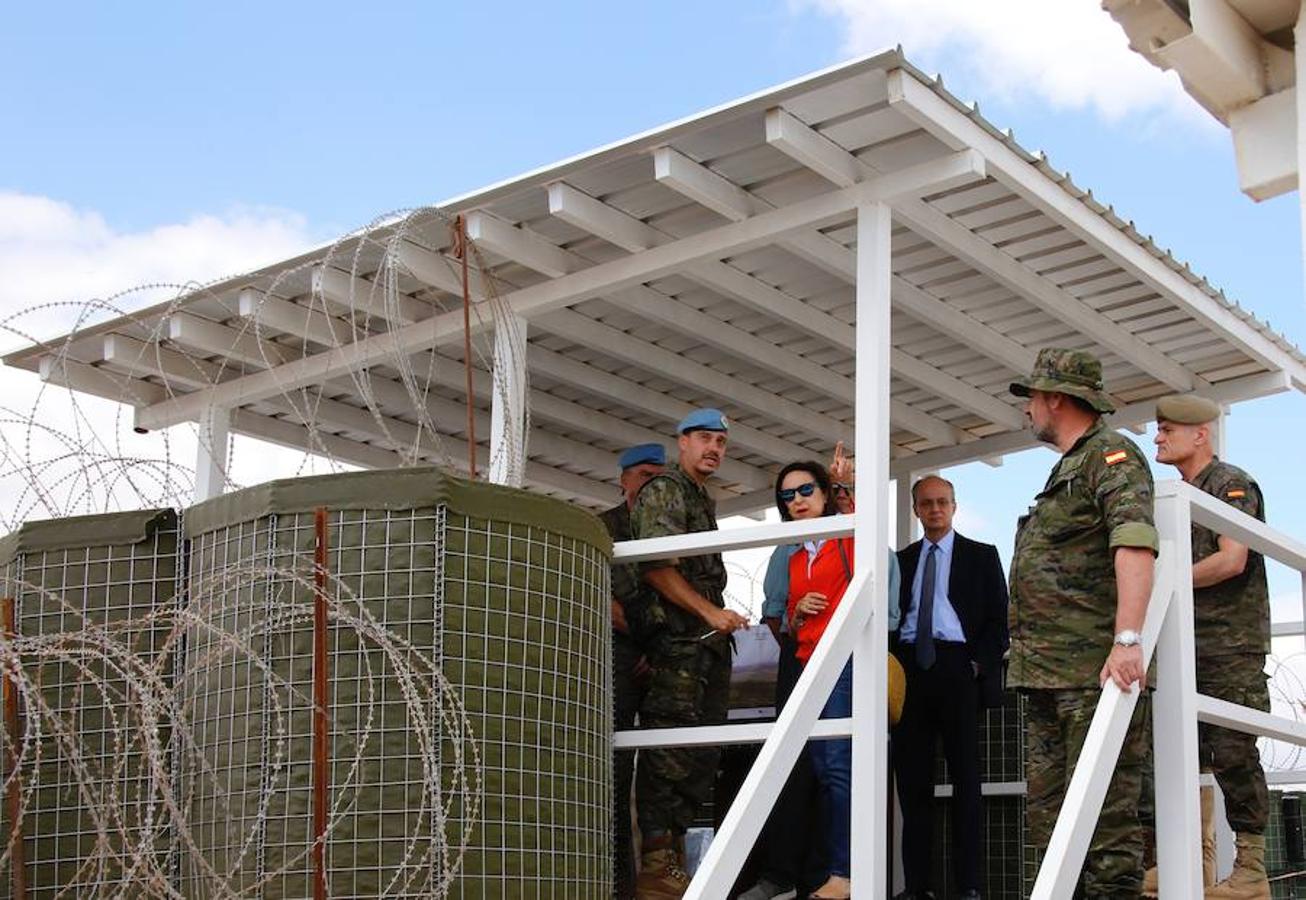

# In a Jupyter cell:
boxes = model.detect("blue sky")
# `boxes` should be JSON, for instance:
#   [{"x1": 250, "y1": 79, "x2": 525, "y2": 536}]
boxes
[{"x1": 3, "y1": 2, "x2": 1304, "y2": 617}]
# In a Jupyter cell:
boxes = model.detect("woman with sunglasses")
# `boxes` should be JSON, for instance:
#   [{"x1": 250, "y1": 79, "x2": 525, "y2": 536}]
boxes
[{"x1": 776, "y1": 444, "x2": 899, "y2": 900}]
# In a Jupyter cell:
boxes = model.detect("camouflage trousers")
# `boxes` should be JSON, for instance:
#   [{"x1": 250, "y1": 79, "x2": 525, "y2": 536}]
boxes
[
  {"x1": 1024, "y1": 689, "x2": 1150, "y2": 898},
  {"x1": 1198, "y1": 653, "x2": 1269, "y2": 834},
  {"x1": 613, "y1": 632, "x2": 648, "y2": 898},
  {"x1": 636, "y1": 637, "x2": 732, "y2": 837}
]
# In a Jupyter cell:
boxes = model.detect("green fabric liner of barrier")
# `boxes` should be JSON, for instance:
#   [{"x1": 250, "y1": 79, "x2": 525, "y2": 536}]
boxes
[
  {"x1": 183, "y1": 466, "x2": 612, "y2": 553},
  {"x1": 0, "y1": 507, "x2": 177, "y2": 571}
]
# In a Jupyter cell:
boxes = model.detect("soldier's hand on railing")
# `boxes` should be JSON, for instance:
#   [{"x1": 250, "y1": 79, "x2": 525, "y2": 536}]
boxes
[{"x1": 1099, "y1": 643, "x2": 1144, "y2": 691}]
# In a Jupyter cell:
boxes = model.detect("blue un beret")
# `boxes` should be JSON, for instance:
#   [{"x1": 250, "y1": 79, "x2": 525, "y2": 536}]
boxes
[
  {"x1": 617, "y1": 443, "x2": 666, "y2": 470},
  {"x1": 677, "y1": 408, "x2": 729, "y2": 434}
]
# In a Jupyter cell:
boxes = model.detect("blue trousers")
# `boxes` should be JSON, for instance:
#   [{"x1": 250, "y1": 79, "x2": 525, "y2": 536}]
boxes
[{"x1": 807, "y1": 661, "x2": 852, "y2": 879}]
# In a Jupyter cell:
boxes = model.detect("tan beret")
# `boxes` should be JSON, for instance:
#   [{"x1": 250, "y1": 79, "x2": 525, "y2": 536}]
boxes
[{"x1": 1155, "y1": 394, "x2": 1220, "y2": 425}]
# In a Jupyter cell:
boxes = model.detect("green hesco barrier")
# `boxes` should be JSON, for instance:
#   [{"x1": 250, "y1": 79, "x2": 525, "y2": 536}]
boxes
[
  {"x1": 0, "y1": 509, "x2": 181, "y2": 900},
  {"x1": 180, "y1": 468, "x2": 613, "y2": 899}
]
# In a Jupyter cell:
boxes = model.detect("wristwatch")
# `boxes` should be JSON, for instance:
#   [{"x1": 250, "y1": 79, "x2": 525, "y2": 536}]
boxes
[{"x1": 1113, "y1": 629, "x2": 1141, "y2": 647}]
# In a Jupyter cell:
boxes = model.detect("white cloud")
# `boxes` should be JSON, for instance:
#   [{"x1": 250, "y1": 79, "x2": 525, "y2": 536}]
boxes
[
  {"x1": 798, "y1": 0, "x2": 1204, "y2": 124},
  {"x1": 0, "y1": 193, "x2": 334, "y2": 527},
  {"x1": 0, "y1": 193, "x2": 316, "y2": 338}
]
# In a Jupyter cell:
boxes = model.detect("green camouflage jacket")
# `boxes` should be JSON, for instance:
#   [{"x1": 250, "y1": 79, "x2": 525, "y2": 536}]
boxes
[
  {"x1": 1008, "y1": 420, "x2": 1159, "y2": 689},
  {"x1": 1191, "y1": 458, "x2": 1270, "y2": 658},
  {"x1": 630, "y1": 464, "x2": 727, "y2": 642},
  {"x1": 599, "y1": 501, "x2": 658, "y2": 645}
]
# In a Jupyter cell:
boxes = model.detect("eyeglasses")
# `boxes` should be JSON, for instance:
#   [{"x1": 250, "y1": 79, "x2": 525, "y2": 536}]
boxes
[{"x1": 777, "y1": 482, "x2": 819, "y2": 503}]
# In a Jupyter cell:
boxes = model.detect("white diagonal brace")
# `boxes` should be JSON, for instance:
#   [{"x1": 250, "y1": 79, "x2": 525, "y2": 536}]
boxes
[
  {"x1": 654, "y1": 146, "x2": 758, "y2": 220},
  {"x1": 39, "y1": 355, "x2": 167, "y2": 408},
  {"x1": 104, "y1": 333, "x2": 225, "y2": 389},
  {"x1": 167, "y1": 312, "x2": 293, "y2": 368},
  {"x1": 762, "y1": 102, "x2": 1199, "y2": 392},
  {"x1": 312, "y1": 267, "x2": 429, "y2": 325},
  {"x1": 136, "y1": 180, "x2": 878, "y2": 431},
  {"x1": 466, "y1": 210, "x2": 578, "y2": 278},
  {"x1": 239, "y1": 289, "x2": 362, "y2": 347},
  {"x1": 548, "y1": 181, "x2": 655, "y2": 252},
  {"x1": 395, "y1": 239, "x2": 495, "y2": 300},
  {"x1": 766, "y1": 106, "x2": 864, "y2": 188}
]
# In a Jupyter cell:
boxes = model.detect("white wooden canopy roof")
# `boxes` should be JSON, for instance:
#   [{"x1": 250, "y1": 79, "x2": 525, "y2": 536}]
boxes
[{"x1": 8, "y1": 49, "x2": 1306, "y2": 515}]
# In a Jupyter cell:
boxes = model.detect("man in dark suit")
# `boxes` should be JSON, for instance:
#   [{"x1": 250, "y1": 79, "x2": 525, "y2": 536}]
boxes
[{"x1": 891, "y1": 475, "x2": 1008, "y2": 900}]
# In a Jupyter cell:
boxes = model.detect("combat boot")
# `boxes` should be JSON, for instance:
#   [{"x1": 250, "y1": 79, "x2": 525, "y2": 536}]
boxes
[
  {"x1": 635, "y1": 834, "x2": 689, "y2": 900},
  {"x1": 1205, "y1": 833, "x2": 1269, "y2": 900},
  {"x1": 1141, "y1": 785, "x2": 1217, "y2": 896}
]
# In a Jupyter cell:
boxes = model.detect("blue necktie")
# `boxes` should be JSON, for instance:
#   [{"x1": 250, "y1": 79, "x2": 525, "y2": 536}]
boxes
[{"x1": 916, "y1": 544, "x2": 938, "y2": 670}]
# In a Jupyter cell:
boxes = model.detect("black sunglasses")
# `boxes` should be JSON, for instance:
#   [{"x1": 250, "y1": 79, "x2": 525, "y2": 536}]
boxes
[{"x1": 777, "y1": 482, "x2": 819, "y2": 503}]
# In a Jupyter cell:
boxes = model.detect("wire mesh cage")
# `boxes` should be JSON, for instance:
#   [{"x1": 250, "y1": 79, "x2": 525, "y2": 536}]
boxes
[
  {"x1": 0, "y1": 508, "x2": 182, "y2": 899},
  {"x1": 179, "y1": 467, "x2": 613, "y2": 899}
]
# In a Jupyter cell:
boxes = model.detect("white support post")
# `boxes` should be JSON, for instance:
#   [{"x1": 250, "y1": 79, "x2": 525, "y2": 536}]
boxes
[
  {"x1": 194, "y1": 405, "x2": 231, "y2": 503},
  {"x1": 1151, "y1": 488, "x2": 1204, "y2": 898},
  {"x1": 489, "y1": 314, "x2": 528, "y2": 486},
  {"x1": 1297, "y1": 4, "x2": 1306, "y2": 283},
  {"x1": 895, "y1": 475, "x2": 916, "y2": 550},
  {"x1": 854, "y1": 200, "x2": 893, "y2": 894}
]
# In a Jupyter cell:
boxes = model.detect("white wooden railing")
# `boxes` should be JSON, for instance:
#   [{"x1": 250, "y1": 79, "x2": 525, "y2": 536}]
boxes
[
  {"x1": 1033, "y1": 479, "x2": 1306, "y2": 898},
  {"x1": 613, "y1": 479, "x2": 1306, "y2": 898}
]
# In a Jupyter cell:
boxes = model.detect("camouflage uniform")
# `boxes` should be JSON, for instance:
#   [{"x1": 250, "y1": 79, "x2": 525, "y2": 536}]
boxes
[
  {"x1": 630, "y1": 464, "x2": 731, "y2": 837},
  {"x1": 599, "y1": 501, "x2": 656, "y2": 898},
  {"x1": 1009, "y1": 416, "x2": 1159, "y2": 897},
  {"x1": 1191, "y1": 459, "x2": 1271, "y2": 835}
]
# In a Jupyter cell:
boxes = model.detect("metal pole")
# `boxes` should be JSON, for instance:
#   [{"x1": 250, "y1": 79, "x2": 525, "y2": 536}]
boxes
[
  {"x1": 312, "y1": 508, "x2": 330, "y2": 900},
  {"x1": 2, "y1": 597, "x2": 26, "y2": 900}
]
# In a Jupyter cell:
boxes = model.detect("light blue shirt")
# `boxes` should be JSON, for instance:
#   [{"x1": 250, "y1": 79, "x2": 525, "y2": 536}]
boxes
[
  {"x1": 761, "y1": 542, "x2": 901, "y2": 633},
  {"x1": 762, "y1": 544, "x2": 799, "y2": 623},
  {"x1": 899, "y1": 529, "x2": 967, "y2": 643}
]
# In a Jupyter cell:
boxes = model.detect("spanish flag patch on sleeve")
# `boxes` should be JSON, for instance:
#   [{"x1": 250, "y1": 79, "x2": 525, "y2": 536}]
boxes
[
  {"x1": 1104, "y1": 450, "x2": 1128, "y2": 466},
  {"x1": 1226, "y1": 489, "x2": 1246, "y2": 499}
]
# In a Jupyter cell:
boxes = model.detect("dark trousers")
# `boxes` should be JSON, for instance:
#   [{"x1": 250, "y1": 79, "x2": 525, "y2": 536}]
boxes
[
  {"x1": 892, "y1": 641, "x2": 982, "y2": 893},
  {"x1": 755, "y1": 633, "x2": 827, "y2": 891},
  {"x1": 613, "y1": 632, "x2": 647, "y2": 898},
  {"x1": 637, "y1": 639, "x2": 732, "y2": 836}
]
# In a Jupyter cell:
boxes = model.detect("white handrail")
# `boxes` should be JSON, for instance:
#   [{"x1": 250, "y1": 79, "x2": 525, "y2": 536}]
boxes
[
  {"x1": 1032, "y1": 481, "x2": 1306, "y2": 898},
  {"x1": 1157, "y1": 480, "x2": 1306, "y2": 571},
  {"x1": 611, "y1": 513, "x2": 854, "y2": 563}
]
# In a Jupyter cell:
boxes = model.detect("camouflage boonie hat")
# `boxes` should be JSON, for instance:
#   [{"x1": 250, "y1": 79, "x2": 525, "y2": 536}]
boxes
[{"x1": 1009, "y1": 347, "x2": 1115, "y2": 413}]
